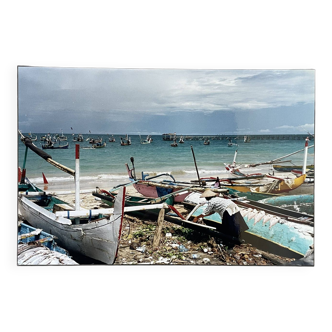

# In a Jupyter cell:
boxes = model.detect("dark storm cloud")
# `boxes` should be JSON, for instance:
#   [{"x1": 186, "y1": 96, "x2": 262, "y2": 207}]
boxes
[{"x1": 18, "y1": 67, "x2": 315, "y2": 134}]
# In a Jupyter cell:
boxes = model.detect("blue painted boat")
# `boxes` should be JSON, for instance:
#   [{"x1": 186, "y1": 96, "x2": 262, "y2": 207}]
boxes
[
  {"x1": 258, "y1": 194, "x2": 314, "y2": 215},
  {"x1": 18, "y1": 222, "x2": 78, "y2": 265},
  {"x1": 18, "y1": 222, "x2": 70, "y2": 255},
  {"x1": 185, "y1": 193, "x2": 314, "y2": 258},
  {"x1": 258, "y1": 194, "x2": 314, "y2": 205}
]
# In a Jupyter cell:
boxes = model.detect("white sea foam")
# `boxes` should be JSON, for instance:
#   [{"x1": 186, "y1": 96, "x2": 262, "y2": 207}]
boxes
[{"x1": 29, "y1": 173, "x2": 128, "y2": 184}]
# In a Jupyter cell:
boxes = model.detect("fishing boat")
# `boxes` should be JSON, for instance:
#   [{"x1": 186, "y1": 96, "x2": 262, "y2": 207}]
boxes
[
  {"x1": 120, "y1": 135, "x2": 131, "y2": 146},
  {"x1": 93, "y1": 141, "x2": 106, "y2": 148},
  {"x1": 42, "y1": 138, "x2": 69, "y2": 149},
  {"x1": 244, "y1": 136, "x2": 251, "y2": 143},
  {"x1": 92, "y1": 187, "x2": 178, "y2": 220},
  {"x1": 273, "y1": 164, "x2": 314, "y2": 172},
  {"x1": 57, "y1": 130, "x2": 67, "y2": 141},
  {"x1": 140, "y1": 135, "x2": 152, "y2": 144},
  {"x1": 18, "y1": 189, "x2": 126, "y2": 264},
  {"x1": 89, "y1": 137, "x2": 102, "y2": 144},
  {"x1": 18, "y1": 131, "x2": 127, "y2": 264},
  {"x1": 73, "y1": 134, "x2": 84, "y2": 142},
  {"x1": 227, "y1": 137, "x2": 238, "y2": 147},
  {"x1": 179, "y1": 136, "x2": 184, "y2": 144},
  {"x1": 257, "y1": 194, "x2": 314, "y2": 215},
  {"x1": 18, "y1": 222, "x2": 78, "y2": 265},
  {"x1": 203, "y1": 138, "x2": 210, "y2": 145},
  {"x1": 171, "y1": 139, "x2": 178, "y2": 147},
  {"x1": 109, "y1": 135, "x2": 116, "y2": 142},
  {"x1": 125, "y1": 157, "x2": 228, "y2": 203},
  {"x1": 18, "y1": 242, "x2": 78, "y2": 265},
  {"x1": 184, "y1": 192, "x2": 314, "y2": 259},
  {"x1": 27, "y1": 133, "x2": 38, "y2": 141},
  {"x1": 220, "y1": 138, "x2": 313, "y2": 195}
]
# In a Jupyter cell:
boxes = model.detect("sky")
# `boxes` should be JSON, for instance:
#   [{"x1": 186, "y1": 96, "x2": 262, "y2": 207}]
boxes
[{"x1": 18, "y1": 67, "x2": 315, "y2": 136}]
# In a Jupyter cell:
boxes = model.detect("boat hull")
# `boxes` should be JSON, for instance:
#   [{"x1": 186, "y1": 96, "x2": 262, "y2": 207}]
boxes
[
  {"x1": 133, "y1": 182, "x2": 190, "y2": 203},
  {"x1": 18, "y1": 193, "x2": 124, "y2": 264},
  {"x1": 273, "y1": 165, "x2": 314, "y2": 172},
  {"x1": 191, "y1": 204, "x2": 313, "y2": 258}
]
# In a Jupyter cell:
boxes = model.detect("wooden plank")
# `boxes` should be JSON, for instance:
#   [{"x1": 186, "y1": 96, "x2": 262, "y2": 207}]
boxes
[{"x1": 152, "y1": 209, "x2": 165, "y2": 249}]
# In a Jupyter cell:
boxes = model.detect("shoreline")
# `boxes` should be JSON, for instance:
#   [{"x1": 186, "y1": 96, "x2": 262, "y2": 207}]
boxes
[{"x1": 29, "y1": 165, "x2": 314, "y2": 195}]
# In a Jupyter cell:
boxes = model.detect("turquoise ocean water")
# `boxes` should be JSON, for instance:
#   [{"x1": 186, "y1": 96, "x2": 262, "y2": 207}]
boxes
[{"x1": 18, "y1": 133, "x2": 315, "y2": 192}]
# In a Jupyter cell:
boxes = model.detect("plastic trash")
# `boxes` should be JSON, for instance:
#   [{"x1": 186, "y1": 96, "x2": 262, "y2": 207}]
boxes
[
  {"x1": 136, "y1": 246, "x2": 146, "y2": 253},
  {"x1": 179, "y1": 244, "x2": 188, "y2": 252},
  {"x1": 192, "y1": 254, "x2": 199, "y2": 259},
  {"x1": 165, "y1": 233, "x2": 172, "y2": 238}
]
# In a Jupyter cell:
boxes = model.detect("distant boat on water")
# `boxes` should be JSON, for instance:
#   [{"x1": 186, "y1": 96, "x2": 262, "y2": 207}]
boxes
[
  {"x1": 120, "y1": 135, "x2": 131, "y2": 146},
  {"x1": 171, "y1": 139, "x2": 178, "y2": 147},
  {"x1": 42, "y1": 138, "x2": 69, "y2": 149},
  {"x1": 203, "y1": 138, "x2": 210, "y2": 145},
  {"x1": 73, "y1": 134, "x2": 84, "y2": 142},
  {"x1": 140, "y1": 135, "x2": 152, "y2": 144}
]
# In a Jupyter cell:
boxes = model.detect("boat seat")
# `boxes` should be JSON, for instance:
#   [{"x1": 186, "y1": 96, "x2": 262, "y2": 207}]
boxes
[
  {"x1": 137, "y1": 198, "x2": 149, "y2": 203},
  {"x1": 53, "y1": 203, "x2": 74, "y2": 213}
]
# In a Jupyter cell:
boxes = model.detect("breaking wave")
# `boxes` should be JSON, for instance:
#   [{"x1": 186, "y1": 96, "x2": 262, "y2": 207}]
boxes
[{"x1": 29, "y1": 173, "x2": 129, "y2": 184}]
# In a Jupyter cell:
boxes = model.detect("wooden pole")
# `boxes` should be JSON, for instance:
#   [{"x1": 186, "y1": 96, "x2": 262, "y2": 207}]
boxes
[
  {"x1": 153, "y1": 208, "x2": 165, "y2": 249},
  {"x1": 75, "y1": 144, "x2": 80, "y2": 210},
  {"x1": 191, "y1": 145, "x2": 202, "y2": 186},
  {"x1": 302, "y1": 137, "x2": 309, "y2": 175},
  {"x1": 20, "y1": 145, "x2": 29, "y2": 184}
]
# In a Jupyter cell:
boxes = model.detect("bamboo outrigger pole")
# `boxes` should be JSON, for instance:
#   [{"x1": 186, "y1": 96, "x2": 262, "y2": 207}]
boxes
[{"x1": 18, "y1": 130, "x2": 75, "y2": 177}]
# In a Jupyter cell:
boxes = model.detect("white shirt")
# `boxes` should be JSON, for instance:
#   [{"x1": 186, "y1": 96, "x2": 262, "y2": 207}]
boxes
[{"x1": 203, "y1": 197, "x2": 239, "y2": 218}]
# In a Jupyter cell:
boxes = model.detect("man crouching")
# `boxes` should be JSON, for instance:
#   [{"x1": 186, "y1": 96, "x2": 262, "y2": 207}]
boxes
[{"x1": 193, "y1": 189, "x2": 248, "y2": 239}]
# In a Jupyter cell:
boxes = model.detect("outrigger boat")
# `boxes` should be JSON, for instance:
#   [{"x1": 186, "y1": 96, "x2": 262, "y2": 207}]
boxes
[
  {"x1": 273, "y1": 164, "x2": 314, "y2": 173},
  {"x1": 18, "y1": 131, "x2": 168, "y2": 264},
  {"x1": 203, "y1": 138, "x2": 210, "y2": 145},
  {"x1": 27, "y1": 133, "x2": 38, "y2": 141},
  {"x1": 18, "y1": 131, "x2": 126, "y2": 264},
  {"x1": 89, "y1": 137, "x2": 102, "y2": 144},
  {"x1": 42, "y1": 138, "x2": 69, "y2": 149},
  {"x1": 171, "y1": 139, "x2": 178, "y2": 147},
  {"x1": 227, "y1": 137, "x2": 238, "y2": 147},
  {"x1": 73, "y1": 134, "x2": 84, "y2": 142},
  {"x1": 120, "y1": 134, "x2": 131, "y2": 146},
  {"x1": 183, "y1": 192, "x2": 314, "y2": 259},
  {"x1": 93, "y1": 141, "x2": 106, "y2": 148},
  {"x1": 125, "y1": 157, "x2": 229, "y2": 203},
  {"x1": 140, "y1": 135, "x2": 152, "y2": 144},
  {"x1": 219, "y1": 138, "x2": 312, "y2": 195},
  {"x1": 108, "y1": 135, "x2": 116, "y2": 142},
  {"x1": 92, "y1": 186, "x2": 189, "y2": 220},
  {"x1": 18, "y1": 221, "x2": 78, "y2": 265}
]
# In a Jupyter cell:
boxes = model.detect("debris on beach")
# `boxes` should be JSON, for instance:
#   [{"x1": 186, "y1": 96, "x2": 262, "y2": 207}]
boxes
[
  {"x1": 114, "y1": 215, "x2": 296, "y2": 266},
  {"x1": 53, "y1": 191, "x2": 304, "y2": 266}
]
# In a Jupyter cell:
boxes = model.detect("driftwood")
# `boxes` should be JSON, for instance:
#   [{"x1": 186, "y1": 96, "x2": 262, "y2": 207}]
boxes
[{"x1": 152, "y1": 209, "x2": 165, "y2": 249}]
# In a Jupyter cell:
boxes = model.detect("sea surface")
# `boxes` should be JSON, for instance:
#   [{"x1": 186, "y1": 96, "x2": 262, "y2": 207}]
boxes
[{"x1": 18, "y1": 133, "x2": 315, "y2": 193}]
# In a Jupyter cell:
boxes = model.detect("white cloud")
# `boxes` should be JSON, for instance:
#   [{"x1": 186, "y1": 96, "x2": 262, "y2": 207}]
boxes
[
  {"x1": 277, "y1": 123, "x2": 314, "y2": 133},
  {"x1": 277, "y1": 125, "x2": 295, "y2": 129}
]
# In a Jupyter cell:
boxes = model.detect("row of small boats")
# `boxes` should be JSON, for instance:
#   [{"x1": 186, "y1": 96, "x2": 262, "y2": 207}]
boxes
[{"x1": 17, "y1": 131, "x2": 314, "y2": 265}]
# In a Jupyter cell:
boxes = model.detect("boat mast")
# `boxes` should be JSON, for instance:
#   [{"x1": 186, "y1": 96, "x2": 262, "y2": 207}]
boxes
[
  {"x1": 75, "y1": 144, "x2": 80, "y2": 210},
  {"x1": 302, "y1": 137, "x2": 309, "y2": 175}
]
